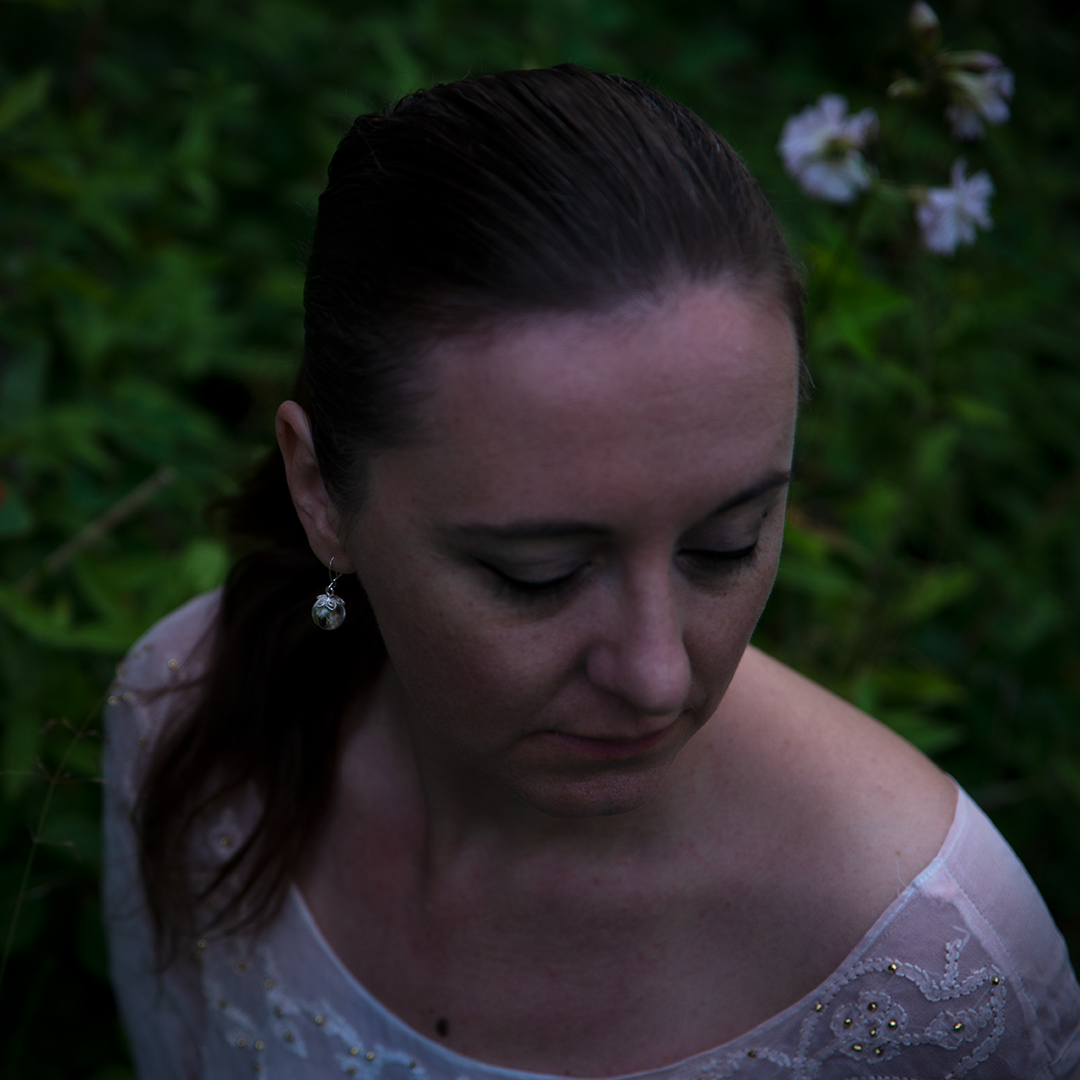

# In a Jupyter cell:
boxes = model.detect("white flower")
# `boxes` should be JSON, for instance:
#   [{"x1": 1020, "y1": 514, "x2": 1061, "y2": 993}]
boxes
[
  {"x1": 942, "y1": 53, "x2": 1015, "y2": 140},
  {"x1": 915, "y1": 158, "x2": 994, "y2": 255},
  {"x1": 778, "y1": 93, "x2": 879, "y2": 204}
]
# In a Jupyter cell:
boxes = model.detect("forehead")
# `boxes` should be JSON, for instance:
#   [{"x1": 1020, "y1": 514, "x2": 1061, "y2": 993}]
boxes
[{"x1": 373, "y1": 285, "x2": 798, "y2": 518}]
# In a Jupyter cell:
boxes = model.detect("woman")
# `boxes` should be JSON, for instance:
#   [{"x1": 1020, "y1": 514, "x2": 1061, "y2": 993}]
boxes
[{"x1": 103, "y1": 65, "x2": 1080, "y2": 1079}]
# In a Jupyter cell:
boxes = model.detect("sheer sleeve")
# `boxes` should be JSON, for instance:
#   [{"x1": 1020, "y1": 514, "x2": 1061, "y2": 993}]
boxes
[
  {"x1": 944, "y1": 792, "x2": 1080, "y2": 1078},
  {"x1": 102, "y1": 591, "x2": 221, "y2": 1080}
]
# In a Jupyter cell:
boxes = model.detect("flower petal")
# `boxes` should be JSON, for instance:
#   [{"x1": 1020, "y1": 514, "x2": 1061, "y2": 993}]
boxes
[{"x1": 916, "y1": 160, "x2": 994, "y2": 254}]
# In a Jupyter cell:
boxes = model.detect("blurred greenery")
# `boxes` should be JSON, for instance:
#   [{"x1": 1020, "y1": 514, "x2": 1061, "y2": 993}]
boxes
[{"x1": 0, "y1": 0, "x2": 1077, "y2": 1073}]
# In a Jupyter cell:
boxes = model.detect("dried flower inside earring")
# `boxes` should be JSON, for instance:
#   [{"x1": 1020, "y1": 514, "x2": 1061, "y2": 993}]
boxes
[{"x1": 311, "y1": 558, "x2": 346, "y2": 630}]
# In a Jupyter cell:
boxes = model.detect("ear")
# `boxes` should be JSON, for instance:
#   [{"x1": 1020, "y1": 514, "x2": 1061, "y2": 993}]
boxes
[{"x1": 275, "y1": 400, "x2": 356, "y2": 573}]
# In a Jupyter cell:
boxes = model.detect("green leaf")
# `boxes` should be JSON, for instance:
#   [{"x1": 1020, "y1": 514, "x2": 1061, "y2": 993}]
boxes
[
  {"x1": 178, "y1": 538, "x2": 229, "y2": 595},
  {"x1": 0, "y1": 69, "x2": 51, "y2": 136},
  {"x1": 38, "y1": 813, "x2": 102, "y2": 865},
  {"x1": 0, "y1": 705, "x2": 40, "y2": 800},
  {"x1": 812, "y1": 271, "x2": 911, "y2": 361},
  {"x1": 895, "y1": 566, "x2": 975, "y2": 624},
  {"x1": 0, "y1": 484, "x2": 34, "y2": 539},
  {"x1": 1054, "y1": 757, "x2": 1080, "y2": 806},
  {"x1": 880, "y1": 710, "x2": 966, "y2": 755},
  {"x1": 0, "y1": 586, "x2": 135, "y2": 653}
]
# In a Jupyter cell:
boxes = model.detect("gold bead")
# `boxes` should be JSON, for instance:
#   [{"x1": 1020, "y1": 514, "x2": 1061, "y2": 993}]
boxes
[
  {"x1": 264, "y1": 979, "x2": 274, "y2": 989},
  {"x1": 408, "y1": 1062, "x2": 417, "y2": 1070},
  {"x1": 274, "y1": 1006, "x2": 283, "y2": 1017},
  {"x1": 954, "y1": 1022, "x2": 964, "y2": 1031},
  {"x1": 852, "y1": 1043, "x2": 863, "y2": 1052},
  {"x1": 315, "y1": 1015, "x2": 326, "y2": 1026},
  {"x1": 108, "y1": 696, "x2": 119, "y2": 706},
  {"x1": 366, "y1": 1051, "x2": 376, "y2": 1061},
  {"x1": 198, "y1": 939, "x2": 208, "y2": 949},
  {"x1": 843, "y1": 1017, "x2": 852, "y2": 1027},
  {"x1": 747, "y1": 1049, "x2": 757, "y2": 1058},
  {"x1": 887, "y1": 962, "x2": 898, "y2": 973},
  {"x1": 235, "y1": 960, "x2": 246, "y2": 972},
  {"x1": 284, "y1": 1032, "x2": 294, "y2": 1042},
  {"x1": 874, "y1": 1047, "x2": 883, "y2": 1056},
  {"x1": 167, "y1": 658, "x2": 179, "y2": 669},
  {"x1": 254, "y1": 1041, "x2": 265, "y2": 1051},
  {"x1": 869, "y1": 1027, "x2": 878, "y2": 1037},
  {"x1": 237, "y1": 1037, "x2": 247, "y2": 1048},
  {"x1": 350, "y1": 1047, "x2": 360, "y2": 1056},
  {"x1": 867, "y1": 1002, "x2": 877, "y2": 1011},
  {"x1": 888, "y1": 1019, "x2": 898, "y2": 1029},
  {"x1": 814, "y1": 1003, "x2": 824, "y2": 1012},
  {"x1": 992, "y1": 976, "x2": 1000, "y2": 985}
]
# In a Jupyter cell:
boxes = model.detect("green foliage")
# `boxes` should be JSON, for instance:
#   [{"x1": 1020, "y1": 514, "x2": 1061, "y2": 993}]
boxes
[{"x1": 0, "y1": 0, "x2": 1078, "y2": 1072}]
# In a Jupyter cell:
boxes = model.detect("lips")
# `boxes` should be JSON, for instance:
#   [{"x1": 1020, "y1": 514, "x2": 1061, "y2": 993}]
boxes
[{"x1": 539, "y1": 721, "x2": 676, "y2": 760}]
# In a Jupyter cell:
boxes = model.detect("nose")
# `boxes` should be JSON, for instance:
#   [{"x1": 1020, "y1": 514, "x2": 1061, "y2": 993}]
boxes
[{"x1": 584, "y1": 566, "x2": 693, "y2": 717}]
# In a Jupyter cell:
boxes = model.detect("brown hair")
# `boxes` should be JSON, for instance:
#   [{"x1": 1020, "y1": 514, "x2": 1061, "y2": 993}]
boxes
[{"x1": 136, "y1": 63, "x2": 806, "y2": 956}]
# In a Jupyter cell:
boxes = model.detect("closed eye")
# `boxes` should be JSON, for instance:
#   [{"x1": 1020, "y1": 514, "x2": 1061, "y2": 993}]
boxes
[
  {"x1": 678, "y1": 542, "x2": 758, "y2": 570},
  {"x1": 477, "y1": 559, "x2": 584, "y2": 599}
]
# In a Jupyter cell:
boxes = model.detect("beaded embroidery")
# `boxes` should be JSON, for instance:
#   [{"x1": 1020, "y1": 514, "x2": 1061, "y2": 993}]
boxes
[
  {"x1": 688, "y1": 935, "x2": 1005, "y2": 1079},
  {"x1": 204, "y1": 939, "x2": 437, "y2": 1079},
  {"x1": 199, "y1": 931, "x2": 1006, "y2": 1080}
]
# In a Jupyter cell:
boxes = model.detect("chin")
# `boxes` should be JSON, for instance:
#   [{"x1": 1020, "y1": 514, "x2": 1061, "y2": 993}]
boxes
[{"x1": 509, "y1": 763, "x2": 671, "y2": 819}]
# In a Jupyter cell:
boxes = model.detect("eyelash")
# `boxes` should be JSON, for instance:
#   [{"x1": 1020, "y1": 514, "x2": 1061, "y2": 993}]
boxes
[
  {"x1": 484, "y1": 541, "x2": 759, "y2": 602},
  {"x1": 486, "y1": 564, "x2": 582, "y2": 601},
  {"x1": 679, "y1": 542, "x2": 759, "y2": 572}
]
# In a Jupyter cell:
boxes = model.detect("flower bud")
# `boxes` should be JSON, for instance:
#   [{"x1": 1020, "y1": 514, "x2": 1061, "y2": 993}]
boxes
[
  {"x1": 908, "y1": 2, "x2": 941, "y2": 52},
  {"x1": 887, "y1": 77, "x2": 922, "y2": 99}
]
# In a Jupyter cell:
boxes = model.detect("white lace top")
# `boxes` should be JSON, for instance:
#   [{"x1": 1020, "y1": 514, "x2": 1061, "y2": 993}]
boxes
[{"x1": 103, "y1": 592, "x2": 1080, "y2": 1079}]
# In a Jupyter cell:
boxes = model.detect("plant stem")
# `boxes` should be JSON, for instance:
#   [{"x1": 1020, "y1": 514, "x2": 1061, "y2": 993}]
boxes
[{"x1": 0, "y1": 691, "x2": 105, "y2": 996}]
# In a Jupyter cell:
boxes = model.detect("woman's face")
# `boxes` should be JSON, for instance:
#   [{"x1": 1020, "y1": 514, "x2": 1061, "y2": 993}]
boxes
[{"x1": 344, "y1": 284, "x2": 799, "y2": 819}]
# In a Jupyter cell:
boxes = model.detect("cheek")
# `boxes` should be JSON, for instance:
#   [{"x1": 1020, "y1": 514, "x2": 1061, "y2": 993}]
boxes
[
  {"x1": 361, "y1": 561, "x2": 577, "y2": 739},
  {"x1": 685, "y1": 512, "x2": 786, "y2": 690}
]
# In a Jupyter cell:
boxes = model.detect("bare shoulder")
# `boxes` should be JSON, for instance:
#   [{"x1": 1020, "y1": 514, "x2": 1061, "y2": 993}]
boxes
[{"x1": 697, "y1": 645, "x2": 958, "y2": 941}]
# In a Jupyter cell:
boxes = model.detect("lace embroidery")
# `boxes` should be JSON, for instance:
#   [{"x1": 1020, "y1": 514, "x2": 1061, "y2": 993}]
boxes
[
  {"x1": 202, "y1": 935, "x2": 1006, "y2": 1080},
  {"x1": 204, "y1": 940, "x2": 433, "y2": 1078},
  {"x1": 692, "y1": 935, "x2": 1005, "y2": 1078}
]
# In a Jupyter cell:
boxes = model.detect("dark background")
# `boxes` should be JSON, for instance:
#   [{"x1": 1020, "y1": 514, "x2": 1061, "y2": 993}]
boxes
[{"x1": 1, "y1": 0, "x2": 1078, "y2": 1074}]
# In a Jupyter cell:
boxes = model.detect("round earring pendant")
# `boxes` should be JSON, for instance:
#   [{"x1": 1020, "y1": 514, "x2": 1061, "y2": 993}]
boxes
[{"x1": 311, "y1": 593, "x2": 346, "y2": 630}]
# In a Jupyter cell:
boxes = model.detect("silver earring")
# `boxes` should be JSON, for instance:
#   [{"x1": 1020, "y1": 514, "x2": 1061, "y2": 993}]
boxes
[{"x1": 311, "y1": 558, "x2": 346, "y2": 630}]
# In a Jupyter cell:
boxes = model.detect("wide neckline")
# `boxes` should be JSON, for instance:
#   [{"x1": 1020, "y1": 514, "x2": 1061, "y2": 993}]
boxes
[{"x1": 289, "y1": 782, "x2": 967, "y2": 1080}]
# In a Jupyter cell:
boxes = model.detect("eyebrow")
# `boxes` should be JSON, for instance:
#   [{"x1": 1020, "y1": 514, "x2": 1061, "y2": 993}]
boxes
[{"x1": 451, "y1": 469, "x2": 793, "y2": 542}]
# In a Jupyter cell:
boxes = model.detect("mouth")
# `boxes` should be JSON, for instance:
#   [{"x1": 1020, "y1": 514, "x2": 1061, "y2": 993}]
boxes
[{"x1": 538, "y1": 720, "x2": 678, "y2": 761}]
